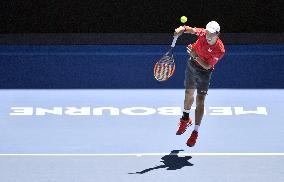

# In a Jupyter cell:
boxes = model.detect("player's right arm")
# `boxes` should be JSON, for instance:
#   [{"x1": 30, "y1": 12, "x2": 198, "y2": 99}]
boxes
[
  {"x1": 175, "y1": 26, "x2": 206, "y2": 37},
  {"x1": 183, "y1": 26, "x2": 195, "y2": 34},
  {"x1": 174, "y1": 26, "x2": 195, "y2": 36}
]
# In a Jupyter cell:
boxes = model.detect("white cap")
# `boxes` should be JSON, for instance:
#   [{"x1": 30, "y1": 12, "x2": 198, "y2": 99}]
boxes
[{"x1": 206, "y1": 21, "x2": 220, "y2": 33}]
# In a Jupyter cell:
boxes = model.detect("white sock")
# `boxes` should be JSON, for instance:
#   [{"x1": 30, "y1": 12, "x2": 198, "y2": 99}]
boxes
[
  {"x1": 194, "y1": 125, "x2": 200, "y2": 132},
  {"x1": 183, "y1": 109, "x2": 190, "y2": 113}
]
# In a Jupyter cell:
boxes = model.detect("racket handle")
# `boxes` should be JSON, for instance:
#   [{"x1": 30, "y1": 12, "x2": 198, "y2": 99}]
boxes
[{"x1": 171, "y1": 35, "x2": 179, "y2": 48}]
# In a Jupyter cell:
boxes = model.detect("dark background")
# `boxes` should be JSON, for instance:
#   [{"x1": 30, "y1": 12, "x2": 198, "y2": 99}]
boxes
[{"x1": 1, "y1": 0, "x2": 283, "y2": 33}]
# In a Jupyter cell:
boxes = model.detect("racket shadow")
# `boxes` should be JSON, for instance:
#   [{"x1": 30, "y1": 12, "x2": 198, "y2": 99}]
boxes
[{"x1": 128, "y1": 150, "x2": 194, "y2": 174}]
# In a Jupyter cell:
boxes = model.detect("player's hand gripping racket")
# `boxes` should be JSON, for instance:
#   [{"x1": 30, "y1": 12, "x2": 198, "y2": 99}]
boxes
[{"x1": 154, "y1": 35, "x2": 179, "y2": 81}]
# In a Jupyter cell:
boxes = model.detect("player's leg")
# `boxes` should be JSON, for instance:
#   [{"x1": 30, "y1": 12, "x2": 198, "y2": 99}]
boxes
[
  {"x1": 195, "y1": 93, "x2": 206, "y2": 126},
  {"x1": 177, "y1": 89, "x2": 195, "y2": 135},
  {"x1": 183, "y1": 88, "x2": 195, "y2": 119},
  {"x1": 187, "y1": 91, "x2": 207, "y2": 147},
  {"x1": 176, "y1": 59, "x2": 196, "y2": 135},
  {"x1": 187, "y1": 69, "x2": 212, "y2": 147}
]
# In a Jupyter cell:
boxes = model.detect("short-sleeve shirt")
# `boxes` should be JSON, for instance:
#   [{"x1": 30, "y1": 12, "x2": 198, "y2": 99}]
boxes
[{"x1": 191, "y1": 28, "x2": 225, "y2": 68}]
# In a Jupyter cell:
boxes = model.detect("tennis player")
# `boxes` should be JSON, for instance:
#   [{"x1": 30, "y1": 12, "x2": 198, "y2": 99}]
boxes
[{"x1": 174, "y1": 21, "x2": 225, "y2": 147}]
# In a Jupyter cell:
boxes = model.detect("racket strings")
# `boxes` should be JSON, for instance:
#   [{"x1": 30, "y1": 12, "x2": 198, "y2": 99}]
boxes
[{"x1": 154, "y1": 54, "x2": 175, "y2": 81}]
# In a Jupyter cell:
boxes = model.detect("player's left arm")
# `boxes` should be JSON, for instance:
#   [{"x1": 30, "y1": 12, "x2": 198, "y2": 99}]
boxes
[
  {"x1": 194, "y1": 57, "x2": 212, "y2": 70},
  {"x1": 187, "y1": 45, "x2": 212, "y2": 70},
  {"x1": 191, "y1": 49, "x2": 225, "y2": 70}
]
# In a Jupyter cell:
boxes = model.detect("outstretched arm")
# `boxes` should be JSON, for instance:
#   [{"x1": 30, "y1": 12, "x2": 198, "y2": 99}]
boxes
[
  {"x1": 174, "y1": 26, "x2": 195, "y2": 36},
  {"x1": 183, "y1": 26, "x2": 195, "y2": 34}
]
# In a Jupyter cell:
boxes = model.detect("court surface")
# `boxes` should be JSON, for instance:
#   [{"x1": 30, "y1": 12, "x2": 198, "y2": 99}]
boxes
[
  {"x1": 0, "y1": 89, "x2": 284, "y2": 182},
  {"x1": 0, "y1": 44, "x2": 284, "y2": 181}
]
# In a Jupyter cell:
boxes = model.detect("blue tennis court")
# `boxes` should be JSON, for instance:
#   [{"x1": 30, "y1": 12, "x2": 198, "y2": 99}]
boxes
[{"x1": 0, "y1": 45, "x2": 284, "y2": 181}]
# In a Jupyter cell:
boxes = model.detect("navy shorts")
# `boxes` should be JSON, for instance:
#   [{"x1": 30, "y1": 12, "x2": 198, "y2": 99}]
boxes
[{"x1": 184, "y1": 57, "x2": 213, "y2": 95}]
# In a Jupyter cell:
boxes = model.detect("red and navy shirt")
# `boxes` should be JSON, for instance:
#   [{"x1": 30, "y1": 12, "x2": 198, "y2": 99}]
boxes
[{"x1": 191, "y1": 28, "x2": 225, "y2": 69}]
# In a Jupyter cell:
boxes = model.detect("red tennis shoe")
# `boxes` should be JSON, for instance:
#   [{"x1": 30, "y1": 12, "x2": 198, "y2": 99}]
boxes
[
  {"x1": 176, "y1": 118, "x2": 192, "y2": 135},
  {"x1": 186, "y1": 130, "x2": 198, "y2": 147}
]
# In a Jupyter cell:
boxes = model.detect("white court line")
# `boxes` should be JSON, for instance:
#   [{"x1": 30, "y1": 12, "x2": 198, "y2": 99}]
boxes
[{"x1": 0, "y1": 153, "x2": 284, "y2": 156}]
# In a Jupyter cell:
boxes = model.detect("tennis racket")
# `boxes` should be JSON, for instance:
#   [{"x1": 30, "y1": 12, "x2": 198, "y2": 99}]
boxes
[{"x1": 154, "y1": 35, "x2": 179, "y2": 81}]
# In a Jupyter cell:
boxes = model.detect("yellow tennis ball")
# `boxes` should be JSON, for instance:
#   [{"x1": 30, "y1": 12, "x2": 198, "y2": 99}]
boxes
[{"x1": 180, "y1": 16, "x2": 187, "y2": 23}]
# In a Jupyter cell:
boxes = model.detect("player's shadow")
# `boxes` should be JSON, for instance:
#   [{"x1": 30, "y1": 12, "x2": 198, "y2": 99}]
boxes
[{"x1": 128, "y1": 150, "x2": 193, "y2": 174}]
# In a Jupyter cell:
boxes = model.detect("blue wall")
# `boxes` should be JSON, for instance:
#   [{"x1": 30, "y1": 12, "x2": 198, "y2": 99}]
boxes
[{"x1": 0, "y1": 45, "x2": 283, "y2": 88}]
